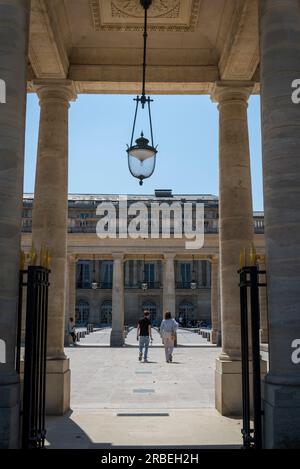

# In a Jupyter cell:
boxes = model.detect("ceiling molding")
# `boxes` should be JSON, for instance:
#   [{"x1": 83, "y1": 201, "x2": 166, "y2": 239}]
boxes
[
  {"x1": 218, "y1": 0, "x2": 259, "y2": 81},
  {"x1": 29, "y1": 0, "x2": 69, "y2": 79},
  {"x1": 89, "y1": 0, "x2": 201, "y2": 32}
]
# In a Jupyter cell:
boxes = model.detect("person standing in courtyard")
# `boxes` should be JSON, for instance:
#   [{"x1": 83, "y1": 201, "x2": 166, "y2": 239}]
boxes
[
  {"x1": 68, "y1": 317, "x2": 77, "y2": 346},
  {"x1": 137, "y1": 310, "x2": 153, "y2": 362},
  {"x1": 160, "y1": 312, "x2": 178, "y2": 363}
]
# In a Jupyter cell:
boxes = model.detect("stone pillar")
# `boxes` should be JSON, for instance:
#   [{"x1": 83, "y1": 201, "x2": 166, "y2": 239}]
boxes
[
  {"x1": 64, "y1": 255, "x2": 77, "y2": 345},
  {"x1": 163, "y1": 254, "x2": 176, "y2": 317},
  {"x1": 258, "y1": 255, "x2": 268, "y2": 344},
  {"x1": 110, "y1": 253, "x2": 125, "y2": 346},
  {"x1": 0, "y1": 0, "x2": 30, "y2": 448},
  {"x1": 31, "y1": 80, "x2": 76, "y2": 414},
  {"x1": 212, "y1": 81, "x2": 254, "y2": 416},
  {"x1": 260, "y1": 0, "x2": 300, "y2": 448},
  {"x1": 210, "y1": 257, "x2": 219, "y2": 344},
  {"x1": 68, "y1": 256, "x2": 77, "y2": 320},
  {"x1": 216, "y1": 261, "x2": 222, "y2": 347}
]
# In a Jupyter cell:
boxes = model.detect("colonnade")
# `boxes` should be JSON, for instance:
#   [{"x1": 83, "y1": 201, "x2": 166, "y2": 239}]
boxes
[{"x1": 0, "y1": 0, "x2": 299, "y2": 448}]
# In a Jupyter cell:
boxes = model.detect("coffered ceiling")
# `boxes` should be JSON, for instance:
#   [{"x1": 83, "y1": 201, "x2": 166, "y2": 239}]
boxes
[{"x1": 28, "y1": 0, "x2": 259, "y2": 94}]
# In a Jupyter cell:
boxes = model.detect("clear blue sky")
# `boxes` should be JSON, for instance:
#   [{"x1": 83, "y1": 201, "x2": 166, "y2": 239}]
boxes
[{"x1": 24, "y1": 94, "x2": 264, "y2": 211}]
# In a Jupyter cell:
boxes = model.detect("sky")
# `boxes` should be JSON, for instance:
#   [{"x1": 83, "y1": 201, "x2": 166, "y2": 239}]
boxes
[{"x1": 24, "y1": 94, "x2": 264, "y2": 211}]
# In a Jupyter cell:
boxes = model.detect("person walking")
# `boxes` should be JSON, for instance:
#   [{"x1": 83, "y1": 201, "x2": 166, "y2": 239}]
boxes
[
  {"x1": 160, "y1": 312, "x2": 178, "y2": 363},
  {"x1": 68, "y1": 317, "x2": 77, "y2": 346},
  {"x1": 137, "y1": 310, "x2": 153, "y2": 362}
]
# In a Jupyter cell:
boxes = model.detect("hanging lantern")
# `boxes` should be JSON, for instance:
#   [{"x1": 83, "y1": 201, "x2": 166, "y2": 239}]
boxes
[{"x1": 126, "y1": 0, "x2": 157, "y2": 185}]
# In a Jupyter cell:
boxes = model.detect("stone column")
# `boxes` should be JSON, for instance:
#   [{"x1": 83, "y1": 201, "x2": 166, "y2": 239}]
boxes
[
  {"x1": 260, "y1": 0, "x2": 300, "y2": 448},
  {"x1": 163, "y1": 253, "x2": 176, "y2": 317},
  {"x1": 64, "y1": 255, "x2": 77, "y2": 345},
  {"x1": 212, "y1": 81, "x2": 254, "y2": 416},
  {"x1": 258, "y1": 255, "x2": 268, "y2": 344},
  {"x1": 68, "y1": 256, "x2": 77, "y2": 320},
  {"x1": 216, "y1": 261, "x2": 222, "y2": 347},
  {"x1": 31, "y1": 80, "x2": 76, "y2": 414},
  {"x1": 0, "y1": 0, "x2": 30, "y2": 448},
  {"x1": 210, "y1": 257, "x2": 219, "y2": 344},
  {"x1": 110, "y1": 253, "x2": 125, "y2": 346}
]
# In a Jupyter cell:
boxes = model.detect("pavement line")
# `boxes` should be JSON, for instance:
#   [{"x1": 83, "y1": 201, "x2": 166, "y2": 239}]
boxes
[{"x1": 116, "y1": 413, "x2": 170, "y2": 417}]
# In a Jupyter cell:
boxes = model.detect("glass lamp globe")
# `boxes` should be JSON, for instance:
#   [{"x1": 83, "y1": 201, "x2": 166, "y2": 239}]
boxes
[
  {"x1": 190, "y1": 280, "x2": 197, "y2": 290},
  {"x1": 127, "y1": 133, "x2": 157, "y2": 186}
]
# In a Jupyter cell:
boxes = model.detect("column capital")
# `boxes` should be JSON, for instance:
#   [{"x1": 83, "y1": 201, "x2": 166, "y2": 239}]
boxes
[
  {"x1": 67, "y1": 254, "x2": 77, "y2": 263},
  {"x1": 208, "y1": 255, "x2": 219, "y2": 265},
  {"x1": 112, "y1": 252, "x2": 125, "y2": 262},
  {"x1": 163, "y1": 253, "x2": 176, "y2": 263},
  {"x1": 31, "y1": 79, "x2": 77, "y2": 105},
  {"x1": 211, "y1": 80, "x2": 255, "y2": 105}
]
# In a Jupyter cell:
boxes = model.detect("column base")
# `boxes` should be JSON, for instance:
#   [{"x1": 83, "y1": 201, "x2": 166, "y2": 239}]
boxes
[
  {"x1": 0, "y1": 374, "x2": 20, "y2": 448},
  {"x1": 110, "y1": 330, "x2": 124, "y2": 347},
  {"x1": 46, "y1": 358, "x2": 70, "y2": 415},
  {"x1": 263, "y1": 377, "x2": 300, "y2": 448},
  {"x1": 215, "y1": 357, "x2": 267, "y2": 416},
  {"x1": 64, "y1": 333, "x2": 71, "y2": 347},
  {"x1": 210, "y1": 330, "x2": 218, "y2": 344}
]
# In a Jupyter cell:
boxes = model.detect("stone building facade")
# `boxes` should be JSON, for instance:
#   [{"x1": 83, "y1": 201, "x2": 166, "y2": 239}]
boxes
[{"x1": 21, "y1": 190, "x2": 265, "y2": 328}]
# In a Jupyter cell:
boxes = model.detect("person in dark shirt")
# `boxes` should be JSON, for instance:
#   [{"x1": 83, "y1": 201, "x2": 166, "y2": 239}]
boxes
[{"x1": 137, "y1": 310, "x2": 153, "y2": 362}]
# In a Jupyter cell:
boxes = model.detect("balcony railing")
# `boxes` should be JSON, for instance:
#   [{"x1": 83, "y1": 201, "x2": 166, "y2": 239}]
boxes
[
  {"x1": 176, "y1": 282, "x2": 208, "y2": 289},
  {"x1": 125, "y1": 282, "x2": 161, "y2": 290},
  {"x1": 76, "y1": 282, "x2": 112, "y2": 290}
]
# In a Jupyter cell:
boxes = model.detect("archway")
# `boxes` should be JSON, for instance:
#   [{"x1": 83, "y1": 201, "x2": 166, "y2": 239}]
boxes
[
  {"x1": 178, "y1": 300, "x2": 195, "y2": 327},
  {"x1": 142, "y1": 300, "x2": 158, "y2": 326},
  {"x1": 100, "y1": 300, "x2": 112, "y2": 326}
]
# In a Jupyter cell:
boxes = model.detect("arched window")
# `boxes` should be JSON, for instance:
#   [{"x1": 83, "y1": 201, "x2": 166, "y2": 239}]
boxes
[
  {"x1": 75, "y1": 299, "x2": 89, "y2": 326},
  {"x1": 178, "y1": 301, "x2": 194, "y2": 326},
  {"x1": 142, "y1": 301, "x2": 157, "y2": 325},
  {"x1": 100, "y1": 300, "x2": 112, "y2": 326}
]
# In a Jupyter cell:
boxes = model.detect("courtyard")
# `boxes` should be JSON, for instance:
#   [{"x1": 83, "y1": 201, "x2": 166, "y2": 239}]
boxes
[{"x1": 45, "y1": 328, "x2": 242, "y2": 448}]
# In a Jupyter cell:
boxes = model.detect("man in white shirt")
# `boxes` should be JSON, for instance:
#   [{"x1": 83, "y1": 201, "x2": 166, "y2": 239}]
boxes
[{"x1": 160, "y1": 311, "x2": 178, "y2": 363}]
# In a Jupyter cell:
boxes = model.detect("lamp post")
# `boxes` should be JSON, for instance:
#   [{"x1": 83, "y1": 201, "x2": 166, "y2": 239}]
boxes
[
  {"x1": 190, "y1": 256, "x2": 198, "y2": 290},
  {"x1": 126, "y1": 0, "x2": 157, "y2": 185},
  {"x1": 141, "y1": 255, "x2": 148, "y2": 291},
  {"x1": 91, "y1": 255, "x2": 98, "y2": 290}
]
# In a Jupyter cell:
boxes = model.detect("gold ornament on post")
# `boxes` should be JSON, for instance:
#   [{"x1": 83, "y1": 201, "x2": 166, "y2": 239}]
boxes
[
  {"x1": 249, "y1": 243, "x2": 258, "y2": 266},
  {"x1": 28, "y1": 244, "x2": 38, "y2": 266},
  {"x1": 239, "y1": 248, "x2": 247, "y2": 268},
  {"x1": 20, "y1": 250, "x2": 26, "y2": 270}
]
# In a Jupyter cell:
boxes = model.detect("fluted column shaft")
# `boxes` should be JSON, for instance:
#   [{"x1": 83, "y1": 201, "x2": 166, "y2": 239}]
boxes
[
  {"x1": 213, "y1": 82, "x2": 254, "y2": 360},
  {"x1": 212, "y1": 81, "x2": 255, "y2": 416},
  {"x1": 0, "y1": 0, "x2": 31, "y2": 448},
  {"x1": 260, "y1": 0, "x2": 300, "y2": 448},
  {"x1": 32, "y1": 80, "x2": 76, "y2": 360}
]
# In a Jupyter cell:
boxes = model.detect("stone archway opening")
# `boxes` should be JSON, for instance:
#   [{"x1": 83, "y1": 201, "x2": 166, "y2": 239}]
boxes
[
  {"x1": 75, "y1": 299, "x2": 90, "y2": 326},
  {"x1": 100, "y1": 300, "x2": 112, "y2": 327}
]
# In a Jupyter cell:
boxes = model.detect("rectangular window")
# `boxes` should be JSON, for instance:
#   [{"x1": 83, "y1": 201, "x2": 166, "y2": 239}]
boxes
[
  {"x1": 102, "y1": 261, "x2": 113, "y2": 287},
  {"x1": 77, "y1": 261, "x2": 91, "y2": 288},
  {"x1": 180, "y1": 263, "x2": 191, "y2": 286},
  {"x1": 144, "y1": 263, "x2": 155, "y2": 285}
]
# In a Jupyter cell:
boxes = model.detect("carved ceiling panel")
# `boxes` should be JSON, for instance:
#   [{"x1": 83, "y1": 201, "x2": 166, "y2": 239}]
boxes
[{"x1": 89, "y1": 0, "x2": 201, "y2": 32}]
